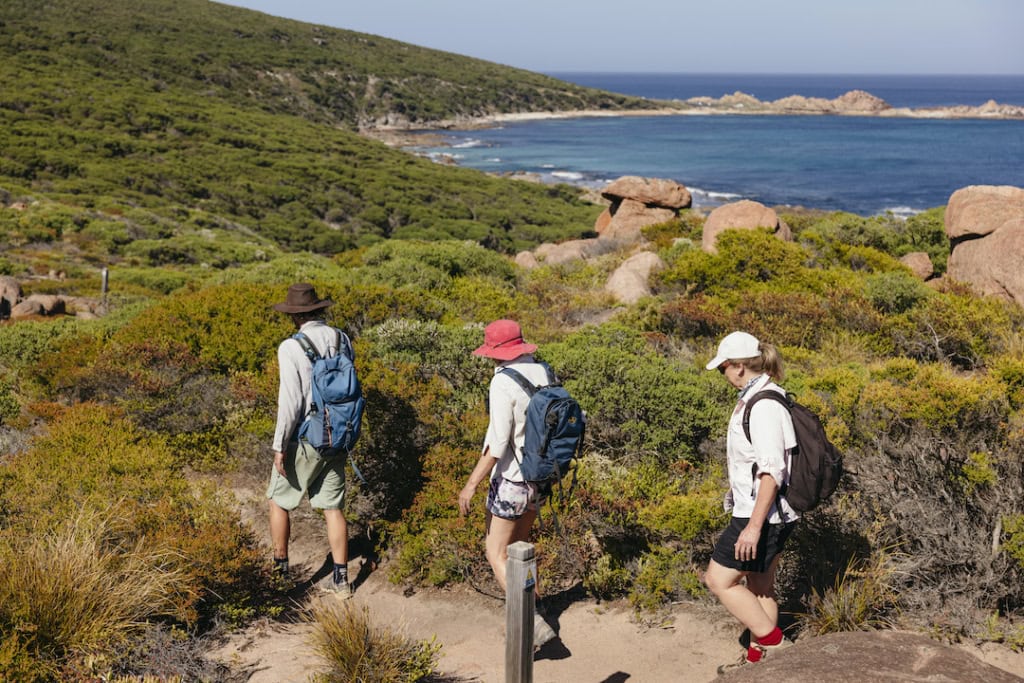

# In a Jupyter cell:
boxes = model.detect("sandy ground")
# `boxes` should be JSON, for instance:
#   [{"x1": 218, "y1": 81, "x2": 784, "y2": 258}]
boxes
[{"x1": 209, "y1": 475, "x2": 1024, "y2": 683}]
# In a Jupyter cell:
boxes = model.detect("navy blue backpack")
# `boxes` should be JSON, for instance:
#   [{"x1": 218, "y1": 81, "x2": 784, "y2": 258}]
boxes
[
  {"x1": 294, "y1": 329, "x2": 364, "y2": 456},
  {"x1": 500, "y1": 363, "x2": 586, "y2": 486}
]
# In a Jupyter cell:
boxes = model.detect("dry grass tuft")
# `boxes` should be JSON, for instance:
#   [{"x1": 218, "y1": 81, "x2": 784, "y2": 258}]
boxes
[
  {"x1": 799, "y1": 546, "x2": 903, "y2": 636},
  {"x1": 0, "y1": 510, "x2": 192, "y2": 676},
  {"x1": 307, "y1": 600, "x2": 441, "y2": 683}
]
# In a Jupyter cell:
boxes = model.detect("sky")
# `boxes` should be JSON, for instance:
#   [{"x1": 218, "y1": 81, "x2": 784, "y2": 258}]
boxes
[{"x1": 221, "y1": 0, "x2": 1024, "y2": 75}]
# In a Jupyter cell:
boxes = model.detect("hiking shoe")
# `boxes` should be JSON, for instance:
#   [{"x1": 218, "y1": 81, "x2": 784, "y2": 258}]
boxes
[
  {"x1": 716, "y1": 639, "x2": 793, "y2": 675},
  {"x1": 533, "y1": 613, "x2": 557, "y2": 649},
  {"x1": 318, "y1": 574, "x2": 354, "y2": 599},
  {"x1": 754, "y1": 636, "x2": 794, "y2": 658},
  {"x1": 716, "y1": 653, "x2": 753, "y2": 675}
]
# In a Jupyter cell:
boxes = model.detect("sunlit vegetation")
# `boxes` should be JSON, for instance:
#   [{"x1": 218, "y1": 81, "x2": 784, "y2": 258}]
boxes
[{"x1": 1, "y1": 0, "x2": 1022, "y2": 679}]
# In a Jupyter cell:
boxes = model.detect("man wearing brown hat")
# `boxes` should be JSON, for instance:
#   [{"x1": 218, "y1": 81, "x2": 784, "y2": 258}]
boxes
[
  {"x1": 458, "y1": 319, "x2": 558, "y2": 647},
  {"x1": 269, "y1": 283, "x2": 355, "y2": 596}
]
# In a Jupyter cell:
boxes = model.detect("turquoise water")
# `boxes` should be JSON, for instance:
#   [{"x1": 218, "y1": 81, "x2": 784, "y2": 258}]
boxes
[{"x1": 414, "y1": 74, "x2": 1024, "y2": 216}]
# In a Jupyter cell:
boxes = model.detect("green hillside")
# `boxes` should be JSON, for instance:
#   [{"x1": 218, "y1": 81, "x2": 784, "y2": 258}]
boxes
[{"x1": 0, "y1": 0, "x2": 660, "y2": 268}]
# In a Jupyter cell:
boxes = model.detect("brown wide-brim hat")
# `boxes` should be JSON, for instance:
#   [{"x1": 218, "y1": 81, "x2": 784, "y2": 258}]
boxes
[
  {"x1": 472, "y1": 319, "x2": 537, "y2": 361},
  {"x1": 271, "y1": 283, "x2": 334, "y2": 313}
]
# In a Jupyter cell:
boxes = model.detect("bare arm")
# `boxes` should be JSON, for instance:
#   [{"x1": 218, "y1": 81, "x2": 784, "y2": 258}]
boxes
[
  {"x1": 735, "y1": 473, "x2": 777, "y2": 561},
  {"x1": 458, "y1": 451, "x2": 497, "y2": 516}
]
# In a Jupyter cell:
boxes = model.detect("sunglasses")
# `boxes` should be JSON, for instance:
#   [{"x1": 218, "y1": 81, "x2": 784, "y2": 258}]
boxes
[{"x1": 717, "y1": 361, "x2": 731, "y2": 374}]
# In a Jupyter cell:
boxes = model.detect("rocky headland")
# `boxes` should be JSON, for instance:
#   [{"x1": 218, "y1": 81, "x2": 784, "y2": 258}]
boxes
[{"x1": 363, "y1": 89, "x2": 1024, "y2": 135}]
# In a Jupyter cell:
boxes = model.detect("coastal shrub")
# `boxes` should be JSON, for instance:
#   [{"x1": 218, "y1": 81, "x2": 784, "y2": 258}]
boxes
[
  {"x1": 640, "y1": 213, "x2": 704, "y2": 249},
  {"x1": 444, "y1": 275, "x2": 525, "y2": 325},
  {"x1": 837, "y1": 364, "x2": 1024, "y2": 635},
  {"x1": 0, "y1": 317, "x2": 82, "y2": 372},
  {"x1": 517, "y1": 258, "x2": 620, "y2": 338},
  {"x1": 884, "y1": 287, "x2": 1022, "y2": 369},
  {"x1": 206, "y1": 252, "x2": 343, "y2": 286},
  {"x1": 542, "y1": 323, "x2": 726, "y2": 466},
  {"x1": 350, "y1": 239, "x2": 516, "y2": 290},
  {"x1": 307, "y1": 602, "x2": 441, "y2": 683},
  {"x1": 637, "y1": 477, "x2": 724, "y2": 545},
  {"x1": 363, "y1": 319, "x2": 488, "y2": 402},
  {"x1": 864, "y1": 270, "x2": 933, "y2": 314},
  {"x1": 1003, "y1": 515, "x2": 1024, "y2": 570},
  {"x1": 658, "y1": 229, "x2": 810, "y2": 297},
  {"x1": 584, "y1": 554, "x2": 632, "y2": 599},
  {"x1": 629, "y1": 545, "x2": 705, "y2": 615},
  {"x1": 655, "y1": 293, "x2": 733, "y2": 342},
  {"x1": 106, "y1": 266, "x2": 193, "y2": 295},
  {"x1": 798, "y1": 208, "x2": 950, "y2": 275},
  {"x1": 388, "y1": 443, "x2": 490, "y2": 587}
]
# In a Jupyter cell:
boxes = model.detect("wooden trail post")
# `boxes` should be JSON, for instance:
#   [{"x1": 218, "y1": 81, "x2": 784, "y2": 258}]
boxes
[
  {"x1": 100, "y1": 267, "x2": 109, "y2": 314},
  {"x1": 505, "y1": 541, "x2": 536, "y2": 683}
]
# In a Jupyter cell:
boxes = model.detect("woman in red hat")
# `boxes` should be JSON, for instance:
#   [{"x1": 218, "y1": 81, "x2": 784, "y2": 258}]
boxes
[{"x1": 458, "y1": 319, "x2": 558, "y2": 647}]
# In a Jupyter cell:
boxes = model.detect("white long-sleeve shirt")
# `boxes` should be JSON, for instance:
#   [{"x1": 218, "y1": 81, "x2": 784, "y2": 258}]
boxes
[
  {"x1": 272, "y1": 320, "x2": 354, "y2": 452},
  {"x1": 481, "y1": 355, "x2": 552, "y2": 483},
  {"x1": 725, "y1": 374, "x2": 800, "y2": 523}
]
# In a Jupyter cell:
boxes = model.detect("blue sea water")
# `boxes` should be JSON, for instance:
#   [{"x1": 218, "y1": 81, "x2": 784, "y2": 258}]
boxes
[{"x1": 413, "y1": 73, "x2": 1024, "y2": 216}]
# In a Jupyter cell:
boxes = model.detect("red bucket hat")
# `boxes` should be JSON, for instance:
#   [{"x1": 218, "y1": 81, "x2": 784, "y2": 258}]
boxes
[{"x1": 473, "y1": 319, "x2": 537, "y2": 361}]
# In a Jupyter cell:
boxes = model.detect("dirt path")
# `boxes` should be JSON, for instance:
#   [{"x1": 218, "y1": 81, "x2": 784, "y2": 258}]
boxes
[{"x1": 209, "y1": 471, "x2": 1024, "y2": 682}]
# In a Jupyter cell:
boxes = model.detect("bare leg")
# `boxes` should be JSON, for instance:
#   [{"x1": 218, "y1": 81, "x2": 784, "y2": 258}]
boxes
[
  {"x1": 269, "y1": 500, "x2": 291, "y2": 560},
  {"x1": 322, "y1": 508, "x2": 349, "y2": 566},
  {"x1": 704, "y1": 559, "x2": 776, "y2": 639},
  {"x1": 746, "y1": 556, "x2": 782, "y2": 633},
  {"x1": 484, "y1": 509, "x2": 538, "y2": 592}
]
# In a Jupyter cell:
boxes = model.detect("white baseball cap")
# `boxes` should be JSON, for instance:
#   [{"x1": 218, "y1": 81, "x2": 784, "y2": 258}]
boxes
[{"x1": 706, "y1": 331, "x2": 761, "y2": 370}]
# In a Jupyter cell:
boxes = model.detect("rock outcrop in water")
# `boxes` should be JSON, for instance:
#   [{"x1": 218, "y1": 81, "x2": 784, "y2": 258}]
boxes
[{"x1": 679, "y1": 89, "x2": 1024, "y2": 120}]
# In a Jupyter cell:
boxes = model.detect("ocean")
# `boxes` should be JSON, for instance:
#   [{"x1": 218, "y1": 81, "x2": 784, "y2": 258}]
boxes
[{"x1": 412, "y1": 73, "x2": 1024, "y2": 217}]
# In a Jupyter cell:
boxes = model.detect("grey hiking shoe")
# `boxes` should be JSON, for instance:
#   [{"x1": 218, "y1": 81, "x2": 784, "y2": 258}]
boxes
[
  {"x1": 318, "y1": 574, "x2": 354, "y2": 599},
  {"x1": 755, "y1": 636, "x2": 794, "y2": 657},
  {"x1": 716, "y1": 638, "x2": 793, "y2": 675},
  {"x1": 716, "y1": 653, "x2": 752, "y2": 675},
  {"x1": 533, "y1": 613, "x2": 557, "y2": 649}
]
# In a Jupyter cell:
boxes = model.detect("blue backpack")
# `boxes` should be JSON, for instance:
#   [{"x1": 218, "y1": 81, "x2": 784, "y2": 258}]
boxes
[
  {"x1": 500, "y1": 363, "x2": 586, "y2": 485},
  {"x1": 294, "y1": 329, "x2": 364, "y2": 456}
]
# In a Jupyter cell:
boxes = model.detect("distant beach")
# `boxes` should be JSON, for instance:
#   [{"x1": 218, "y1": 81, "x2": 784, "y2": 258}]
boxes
[{"x1": 393, "y1": 73, "x2": 1024, "y2": 217}]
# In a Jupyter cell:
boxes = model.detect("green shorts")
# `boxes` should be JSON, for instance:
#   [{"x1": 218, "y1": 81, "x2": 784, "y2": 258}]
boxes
[{"x1": 266, "y1": 440, "x2": 347, "y2": 511}]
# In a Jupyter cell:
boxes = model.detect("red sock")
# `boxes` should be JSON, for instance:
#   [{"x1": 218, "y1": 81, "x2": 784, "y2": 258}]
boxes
[
  {"x1": 756, "y1": 626, "x2": 784, "y2": 647},
  {"x1": 746, "y1": 645, "x2": 763, "y2": 662}
]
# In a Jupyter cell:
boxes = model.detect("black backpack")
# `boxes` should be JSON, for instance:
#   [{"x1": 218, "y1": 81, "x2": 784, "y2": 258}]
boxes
[
  {"x1": 742, "y1": 390, "x2": 843, "y2": 513},
  {"x1": 499, "y1": 363, "x2": 586, "y2": 486}
]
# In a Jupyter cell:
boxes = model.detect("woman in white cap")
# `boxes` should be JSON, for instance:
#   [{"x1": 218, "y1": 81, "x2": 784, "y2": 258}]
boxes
[
  {"x1": 458, "y1": 319, "x2": 558, "y2": 648},
  {"x1": 704, "y1": 331, "x2": 799, "y2": 673}
]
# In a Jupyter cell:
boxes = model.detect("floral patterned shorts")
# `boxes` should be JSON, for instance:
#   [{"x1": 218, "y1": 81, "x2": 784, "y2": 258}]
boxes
[{"x1": 486, "y1": 476, "x2": 548, "y2": 520}]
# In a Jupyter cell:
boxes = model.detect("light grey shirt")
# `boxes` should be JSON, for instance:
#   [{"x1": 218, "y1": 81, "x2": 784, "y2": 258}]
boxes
[{"x1": 272, "y1": 320, "x2": 353, "y2": 452}]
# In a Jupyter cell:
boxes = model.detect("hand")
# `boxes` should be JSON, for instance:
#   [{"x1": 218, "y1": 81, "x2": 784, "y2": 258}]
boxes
[
  {"x1": 734, "y1": 524, "x2": 761, "y2": 562},
  {"x1": 273, "y1": 451, "x2": 286, "y2": 477},
  {"x1": 458, "y1": 483, "x2": 476, "y2": 516}
]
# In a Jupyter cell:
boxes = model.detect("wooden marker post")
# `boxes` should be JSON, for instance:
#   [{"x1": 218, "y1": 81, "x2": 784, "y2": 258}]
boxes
[{"x1": 505, "y1": 541, "x2": 536, "y2": 683}]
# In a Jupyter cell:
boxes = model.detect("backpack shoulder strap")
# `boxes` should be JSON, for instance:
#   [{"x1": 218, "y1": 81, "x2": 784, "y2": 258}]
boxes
[
  {"x1": 499, "y1": 366, "x2": 539, "y2": 398},
  {"x1": 293, "y1": 332, "x2": 320, "y2": 362},
  {"x1": 539, "y1": 361, "x2": 559, "y2": 387},
  {"x1": 742, "y1": 390, "x2": 791, "y2": 442}
]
